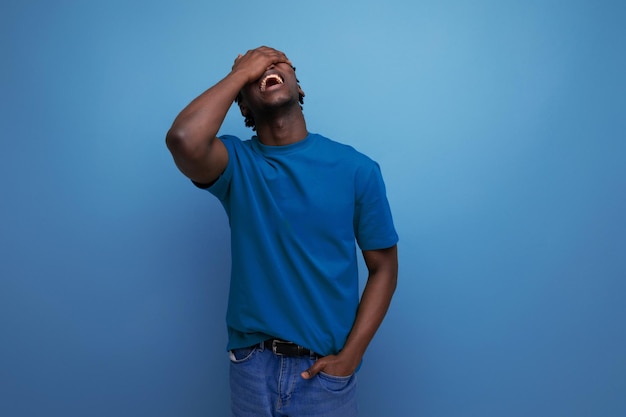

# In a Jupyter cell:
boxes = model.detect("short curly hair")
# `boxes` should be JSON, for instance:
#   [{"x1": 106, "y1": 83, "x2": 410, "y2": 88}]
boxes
[{"x1": 234, "y1": 67, "x2": 304, "y2": 131}]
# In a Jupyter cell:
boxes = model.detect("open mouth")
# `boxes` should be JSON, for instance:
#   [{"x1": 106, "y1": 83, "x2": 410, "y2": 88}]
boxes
[{"x1": 259, "y1": 74, "x2": 284, "y2": 92}]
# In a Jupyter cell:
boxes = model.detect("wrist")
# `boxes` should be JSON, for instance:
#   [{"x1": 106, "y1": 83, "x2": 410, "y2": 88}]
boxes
[
  {"x1": 336, "y1": 347, "x2": 364, "y2": 372},
  {"x1": 227, "y1": 68, "x2": 255, "y2": 87}
]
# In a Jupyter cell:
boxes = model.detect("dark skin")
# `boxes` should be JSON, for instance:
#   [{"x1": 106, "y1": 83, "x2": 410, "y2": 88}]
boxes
[{"x1": 166, "y1": 46, "x2": 398, "y2": 378}]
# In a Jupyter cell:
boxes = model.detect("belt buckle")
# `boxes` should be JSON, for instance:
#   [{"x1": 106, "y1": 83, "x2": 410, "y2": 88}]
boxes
[{"x1": 271, "y1": 339, "x2": 295, "y2": 356}]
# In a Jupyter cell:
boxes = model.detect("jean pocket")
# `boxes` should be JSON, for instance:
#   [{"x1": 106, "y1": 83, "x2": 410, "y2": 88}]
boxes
[
  {"x1": 229, "y1": 346, "x2": 257, "y2": 363},
  {"x1": 317, "y1": 371, "x2": 356, "y2": 392}
]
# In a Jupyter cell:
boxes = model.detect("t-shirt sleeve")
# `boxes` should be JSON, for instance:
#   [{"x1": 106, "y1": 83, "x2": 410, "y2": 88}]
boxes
[
  {"x1": 192, "y1": 135, "x2": 236, "y2": 201},
  {"x1": 353, "y1": 161, "x2": 399, "y2": 251}
]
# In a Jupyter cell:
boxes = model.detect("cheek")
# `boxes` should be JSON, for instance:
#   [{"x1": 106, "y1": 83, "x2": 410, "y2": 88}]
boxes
[{"x1": 240, "y1": 84, "x2": 257, "y2": 101}]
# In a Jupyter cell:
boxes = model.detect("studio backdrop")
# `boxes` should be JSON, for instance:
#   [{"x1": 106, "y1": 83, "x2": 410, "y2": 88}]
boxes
[{"x1": 1, "y1": 1, "x2": 625, "y2": 416}]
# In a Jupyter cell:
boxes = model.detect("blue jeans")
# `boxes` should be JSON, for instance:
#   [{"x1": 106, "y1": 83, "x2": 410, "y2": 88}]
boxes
[{"x1": 229, "y1": 343, "x2": 358, "y2": 417}]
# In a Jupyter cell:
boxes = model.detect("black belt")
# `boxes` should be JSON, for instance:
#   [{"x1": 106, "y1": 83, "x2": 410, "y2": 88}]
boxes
[{"x1": 263, "y1": 339, "x2": 320, "y2": 358}]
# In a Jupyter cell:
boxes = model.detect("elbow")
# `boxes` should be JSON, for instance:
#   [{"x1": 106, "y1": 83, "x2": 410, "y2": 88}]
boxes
[
  {"x1": 165, "y1": 126, "x2": 188, "y2": 152},
  {"x1": 166, "y1": 126, "x2": 203, "y2": 160}
]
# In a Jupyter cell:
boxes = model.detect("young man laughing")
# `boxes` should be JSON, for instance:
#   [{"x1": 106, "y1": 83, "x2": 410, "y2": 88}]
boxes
[{"x1": 166, "y1": 46, "x2": 398, "y2": 417}]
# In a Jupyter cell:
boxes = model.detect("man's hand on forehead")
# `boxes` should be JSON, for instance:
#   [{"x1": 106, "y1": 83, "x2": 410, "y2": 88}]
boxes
[{"x1": 231, "y1": 46, "x2": 292, "y2": 77}]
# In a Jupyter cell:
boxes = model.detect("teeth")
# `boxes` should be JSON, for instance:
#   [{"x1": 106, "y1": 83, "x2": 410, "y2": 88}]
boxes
[{"x1": 260, "y1": 74, "x2": 283, "y2": 92}]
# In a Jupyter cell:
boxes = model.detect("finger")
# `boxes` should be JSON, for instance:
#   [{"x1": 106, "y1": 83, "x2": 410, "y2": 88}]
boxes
[
  {"x1": 276, "y1": 52, "x2": 291, "y2": 65},
  {"x1": 232, "y1": 53, "x2": 243, "y2": 69},
  {"x1": 274, "y1": 56, "x2": 293, "y2": 68},
  {"x1": 265, "y1": 48, "x2": 291, "y2": 66},
  {"x1": 301, "y1": 361, "x2": 324, "y2": 379}
]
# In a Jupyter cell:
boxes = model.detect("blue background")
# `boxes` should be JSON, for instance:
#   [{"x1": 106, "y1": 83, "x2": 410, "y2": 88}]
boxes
[{"x1": 2, "y1": 1, "x2": 625, "y2": 416}]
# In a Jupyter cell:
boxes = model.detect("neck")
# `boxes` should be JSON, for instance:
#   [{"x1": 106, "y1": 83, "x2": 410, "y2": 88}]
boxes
[{"x1": 254, "y1": 107, "x2": 308, "y2": 146}]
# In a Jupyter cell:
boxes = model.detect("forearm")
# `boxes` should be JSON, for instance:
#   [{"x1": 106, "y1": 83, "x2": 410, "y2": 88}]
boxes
[
  {"x1": 166, "y1": 70, "x2": 248, "y2": 151},
  {"x1": 339, "y1": 253, "x2": 398, "y2": 369}
]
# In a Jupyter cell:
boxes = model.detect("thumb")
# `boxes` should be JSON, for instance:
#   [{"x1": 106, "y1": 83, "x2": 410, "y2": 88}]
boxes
[
  {"x1": 301, "y1": 360, "x2": 324, "y2": 379},
  {"x1": 232, "y1": 54, "x2": 243, "y2": 69}
]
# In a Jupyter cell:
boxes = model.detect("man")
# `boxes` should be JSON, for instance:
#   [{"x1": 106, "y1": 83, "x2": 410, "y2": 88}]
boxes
[{"x1": 166, "y1": 46, "x2": 398, "y2": 417}]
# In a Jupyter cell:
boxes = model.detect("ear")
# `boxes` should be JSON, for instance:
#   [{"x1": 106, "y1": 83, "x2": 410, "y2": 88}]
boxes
[
  {"x1": 239, "y1": 103, "x2": 250, "y2": 118},
  {"x1": 298, "y1": 85, "x2": 306, "y2": 98}
]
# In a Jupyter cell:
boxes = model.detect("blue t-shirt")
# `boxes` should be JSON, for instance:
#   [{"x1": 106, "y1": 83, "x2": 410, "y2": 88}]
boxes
[{"x1": 206, "y1": 132, "x2": 398, "y2": 356}]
